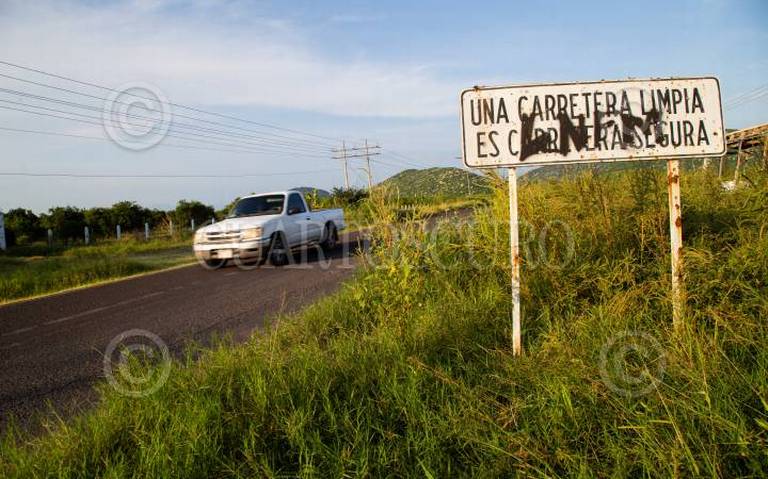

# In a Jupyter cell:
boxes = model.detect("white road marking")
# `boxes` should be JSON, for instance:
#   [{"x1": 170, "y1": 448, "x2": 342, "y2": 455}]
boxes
[
  {"x1": 2, "y1": 326, "x2": 36, "y2": 337},
  {"x1": 43, "y1": 291, "x2": 166, "y2": 326}
]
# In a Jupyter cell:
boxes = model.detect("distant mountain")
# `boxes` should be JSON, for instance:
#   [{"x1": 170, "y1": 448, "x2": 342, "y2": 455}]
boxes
[
  {"x1": 378, "y1": 167, "x2": 491, "y2": 198},
  {"x1": 291, "y1": 187, "x2": 331, "y2": 198}
]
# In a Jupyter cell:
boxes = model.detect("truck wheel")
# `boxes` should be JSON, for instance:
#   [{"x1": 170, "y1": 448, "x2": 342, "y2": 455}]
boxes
[
  {"x1": 203, "y1": 258, "x2": 226, "y2": 270},
  {"x1": 268, "y1": 232, "x2": 289, "y2": 266},
  {"x1": 321, "y1": 223, "x2": 338, "y2": 251}
]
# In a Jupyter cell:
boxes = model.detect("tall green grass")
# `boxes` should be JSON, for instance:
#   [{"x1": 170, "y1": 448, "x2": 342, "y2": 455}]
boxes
[
  {"x1": 2, "y1": 164, "x2": 767, "y2": 477},
  {"x1": 0, "y1": 237, "x2": 193, "y2": 303}
]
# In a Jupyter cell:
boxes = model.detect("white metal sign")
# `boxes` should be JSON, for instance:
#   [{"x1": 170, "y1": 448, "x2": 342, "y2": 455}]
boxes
[
  {"x1": 0, "y1": 211, "x2": 6, "y2": 251},
  {"x1": 461, "y1": 77, "x2": 725, "y2": 168}
]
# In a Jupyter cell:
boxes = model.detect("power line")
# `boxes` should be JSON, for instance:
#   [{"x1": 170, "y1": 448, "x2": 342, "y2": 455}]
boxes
[
  {"x1": 0, "y1": 104, "x2": 331, "y2": 159},
  {"x1": 0, "y1": 170, "x2": 337, "y2": 179},
  {"x1": 0, "y1": 125, "x2": 327, "y2": 158},
  {"x1": 382, "y1": 149, "x2": 433, "y2": 168},
  {"x1": 725, "y1": 83, "x2": 768, "y2": 111},
  {"x1": 0, "y1": 77, "x2": 337, "y2": 151},
  {"x1": 0, "y1": 87, "x2": 333, "y2": 152},
  {"x1": 0, "y1": 60, "x2": 344, "y2": 144},
  {"x1": 725, "y1": 83, "x2": 768, "y2": 105},
  {"x1": 331, "y1": 140, "x2": 383, "y2": 189},
  {"x1": 0, "y1": 97, "x2": 329, "y2": 156}
]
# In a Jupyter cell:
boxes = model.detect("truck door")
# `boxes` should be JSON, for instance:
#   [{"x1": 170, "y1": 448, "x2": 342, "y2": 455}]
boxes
[
  {"x1": 301, "y1": 194, "x2": 322, "y2": 241},
  {"x1": 285, "y1": 193, "x2": 314, "y2": 246}
]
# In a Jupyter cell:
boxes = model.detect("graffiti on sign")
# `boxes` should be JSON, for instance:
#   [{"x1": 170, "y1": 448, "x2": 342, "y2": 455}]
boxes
[{"x1": 461, "y1": 78, "x2": 725, "y2": 167}]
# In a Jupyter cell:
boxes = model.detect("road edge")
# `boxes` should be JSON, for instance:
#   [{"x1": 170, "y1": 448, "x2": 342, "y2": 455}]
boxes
[{"x1": 0, "y1": 261, "x2": 198, "y2": 308}]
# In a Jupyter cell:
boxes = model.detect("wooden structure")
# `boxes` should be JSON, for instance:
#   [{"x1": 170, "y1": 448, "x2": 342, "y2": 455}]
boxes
[{"x1": 721, "y1": 123, "x2": 768, "y2": 179}]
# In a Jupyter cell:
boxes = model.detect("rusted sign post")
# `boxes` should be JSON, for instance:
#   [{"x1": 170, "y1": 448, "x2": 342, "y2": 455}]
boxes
[
  {"x1": 666, "y1": 159, "x2": 684, "y2": 329},
  {"x1": 461, "y1": 78, "x2": 725, "y2": 355},
  {"x1": 507, "y1": 168, "x2": 521, "y2": 355}
]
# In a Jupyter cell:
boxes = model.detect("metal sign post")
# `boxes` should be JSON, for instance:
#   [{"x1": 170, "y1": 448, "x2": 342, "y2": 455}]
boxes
[
  {"x1": 666, "y1": 159, "x2": 684, "y2": 329},
  {"x1": 508, "y1": 168, "x2": 522, "y2": 355},
  {"x1": 460, "y1": 77, "x2": 726, "y2": 354}
]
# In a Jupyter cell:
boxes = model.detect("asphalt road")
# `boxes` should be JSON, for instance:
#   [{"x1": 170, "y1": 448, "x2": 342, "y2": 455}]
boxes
[{"x1": 0, "y1": 234, "x2": 364, "y2": 432}]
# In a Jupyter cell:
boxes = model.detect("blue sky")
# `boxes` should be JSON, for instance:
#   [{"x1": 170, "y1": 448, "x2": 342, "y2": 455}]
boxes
[{"x1": 0, "y1": 0, "x2": 766, "y2": 212}]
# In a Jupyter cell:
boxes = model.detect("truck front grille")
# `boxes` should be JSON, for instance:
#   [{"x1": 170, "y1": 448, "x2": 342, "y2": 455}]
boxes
[{"x1": 204, "y1": 231, "x2": 240, "y2": 244}]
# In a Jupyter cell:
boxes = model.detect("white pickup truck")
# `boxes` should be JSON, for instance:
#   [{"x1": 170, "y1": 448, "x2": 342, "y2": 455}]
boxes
[{"x1": 193, "y1": 190, "x2": 345, "y2": 269}]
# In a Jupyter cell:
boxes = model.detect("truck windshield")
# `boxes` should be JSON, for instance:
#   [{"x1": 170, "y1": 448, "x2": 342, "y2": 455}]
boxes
[{"x1": 228, "y1": 194, "x2": 285, "y2": 217}]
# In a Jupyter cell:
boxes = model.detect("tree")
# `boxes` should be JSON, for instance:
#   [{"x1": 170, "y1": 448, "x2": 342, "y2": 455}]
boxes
[
  {"x1": 109, "y1": 201, "x2": 145, "y2": 232},
  {"x1": 40, "y1": 207, "x2": 85, "y2": 242},
  {"x1": 330, "y1": 187, "x2": 368, "y2": 206},
  {"x1": 171, "y1": 200, "x2": 215, "y2": 230},
  {"x1": 3, "y1": 208, "x2": 42, "y2": 243},
  {"x1": 84, "y1": 207, "x2": 113, "y2": 237}
]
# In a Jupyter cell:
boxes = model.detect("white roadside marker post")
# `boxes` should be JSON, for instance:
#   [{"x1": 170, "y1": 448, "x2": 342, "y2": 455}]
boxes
[
  {"x1": 508, "y1": 167, "x2": 522, "y2": 356},
  {"x1": 0, "y1": 211, "x2": 6, "y2": 251},
  {"x1": 84, "y1": 226, "x2": 90, "y2": 245},
  {"x1": 145, "y1": 223, "x2": 150, "y2": 241},
  {"x1": 667, "y1": 159, "x2": 684, "y2": 330}
]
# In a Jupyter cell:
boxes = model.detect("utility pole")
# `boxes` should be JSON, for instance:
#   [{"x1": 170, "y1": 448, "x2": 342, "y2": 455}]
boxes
[
  {"x1": 332, "y1": 141, "x2": 381, "y2": 190},
  {"x1": 363, "y1": 139, "x2": 374, "y2": 190},
  {"x1": 331, "y1": 141, "x2": 350, "y2": 189},
  {"x1": 341, "y1": 141, "x2": 350, "y2": 189}
]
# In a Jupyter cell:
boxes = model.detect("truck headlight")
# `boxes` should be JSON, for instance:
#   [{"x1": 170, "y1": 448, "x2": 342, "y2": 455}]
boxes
[{"x1": 240, "y1": 227, "x2": 263, "y2": 241}]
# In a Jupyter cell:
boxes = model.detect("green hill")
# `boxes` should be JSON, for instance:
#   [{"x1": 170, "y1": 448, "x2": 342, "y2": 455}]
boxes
[
  {"x1": 291, "y1": 186, "x2": 331, "y2": 198},
  {"x1": 378, "y1": 167, "x2": 490, "y2": 198},
  {"x1": 521, "y1": 162, "x2": 659, "y2": 182},
  {"x1": 521, "y1": 157, "x2": 727, "y2": 183}
]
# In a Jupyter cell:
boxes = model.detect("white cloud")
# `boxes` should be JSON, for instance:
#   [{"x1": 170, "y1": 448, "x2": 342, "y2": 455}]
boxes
[
  {"x1": 328, "y1": 13, "x2": 386, "y2": 24},
  {"x1": 0, "y1": 0, "x2": 459, "y2": 118}
]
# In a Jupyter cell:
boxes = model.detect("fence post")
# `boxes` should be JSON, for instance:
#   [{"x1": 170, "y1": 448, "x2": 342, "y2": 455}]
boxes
[
  {"x1": 116, "y1": 224, "x2": 121, "y2": 240},
  {"x1": 145, "y1": 223, "x2": 150, "y2": 240},
  {"x1": 191, "y1": 219, "x2": 195, "y2": 231},
  {"x1": 48, "y1": 229, "x2": 53, "y2": 247},
  {"x1": 84, "y1": 226, "x2": 90, "y2": 245},
  {"x1": 169, "y1": 220, "x2": 174, "y2": 236},
  {"x1": 0, "y1": 211, "x2": 6, "y2": 251}
]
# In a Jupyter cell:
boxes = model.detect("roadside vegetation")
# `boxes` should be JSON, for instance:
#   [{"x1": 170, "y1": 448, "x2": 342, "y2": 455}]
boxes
[
  {"x1": 0, "y1": 236, "x2": 194, "y2": 303},
  {"x1": 0, "y1": 198, "x2": 216, "y2": 302},
  {"x1": 1, "y1": 175, "x2": 483, "y2": 303},
  {"x1": 2, "y1": 158, "x2": 766, "y2": 476}
]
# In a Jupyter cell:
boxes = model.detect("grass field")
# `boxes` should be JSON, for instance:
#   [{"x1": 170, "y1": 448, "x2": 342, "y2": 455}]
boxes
[
  {"x1": 0, "y1": 237, "x2": 194, "y2": 304},
  {"x1": 2, "y1": 163, "x2": 767, "y2": 477}
]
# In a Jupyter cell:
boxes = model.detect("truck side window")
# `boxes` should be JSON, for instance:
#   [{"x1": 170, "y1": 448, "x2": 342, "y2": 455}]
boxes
[{"x1": 287, "y1": 193, "x2": 306, "y2": 214}]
